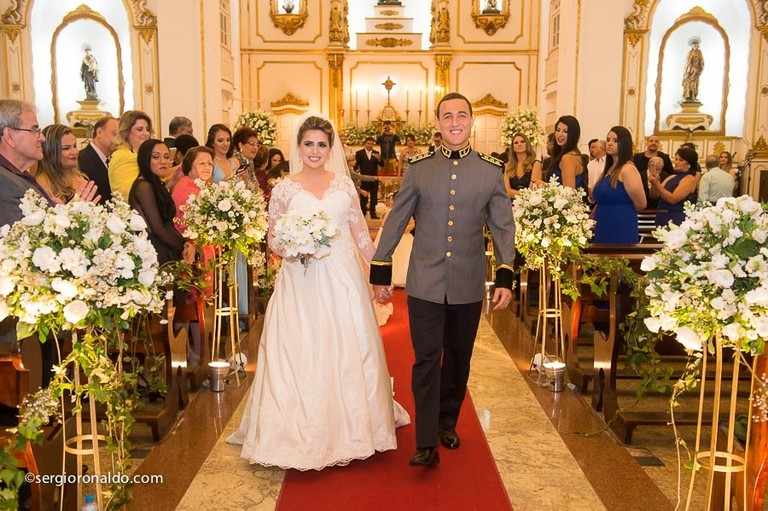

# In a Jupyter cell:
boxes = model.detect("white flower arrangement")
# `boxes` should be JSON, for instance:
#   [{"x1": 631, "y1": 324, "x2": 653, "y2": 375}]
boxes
[
  {"x1": 272, "y1": 203, "x2": 338, "y2": 267},
  {"x1": 0, "y1": 190, "x2": 168, "y2": 336},
  {"x1": 642, "y1": 196, "x2": 768, "y2": 354},
  {"x1": 512, "y1": 176, "x2": 594, "y2": 276},
  {"x1": 182, "y1": 179, "x2": 269, "y2": 265},
  {"x1": 500, "y1": 107, "x2": 546, "y2": 147},
  {"x1": 234, "y1": 110, "x2": 278, "y2": 146}
]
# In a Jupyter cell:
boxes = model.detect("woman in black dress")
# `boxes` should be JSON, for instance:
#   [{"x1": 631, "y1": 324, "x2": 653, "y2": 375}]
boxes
[{"x1": 504, "y1": 133, "x2": 543, "y2": 199}]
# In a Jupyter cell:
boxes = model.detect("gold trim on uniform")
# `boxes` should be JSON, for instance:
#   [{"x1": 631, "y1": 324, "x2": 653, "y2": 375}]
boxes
[
  {"x1": 479, "y1": 152, "x2": 504, "y2": 168},
  {"x1": 371, "y1": 261, "x2": 393, "y2": 266},
  {"x1": 440, "y1": 144, "x2": 472, "y2": 159},
  {"x1": 409, "y1": 151, "x2": 434, "y2": 164},
  {"x1": 496, "y1": 264, "x2": 514, "y2": 271}
]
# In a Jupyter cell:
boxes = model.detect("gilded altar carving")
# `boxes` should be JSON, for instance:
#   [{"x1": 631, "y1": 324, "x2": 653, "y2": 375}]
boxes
[
  {"x1": 472, "y1": 93, "x2": 508, "y2": 117},
  {"x1": 375, "y1": 23, "x2": 403, "y2": 31},
  {"x1": 624, "y1": 0, "x2": 650, "y2": 31},
  {"x1": 271, "y1": 92, "x2": 309, "y2": 109},
  {"x1": 471, "y1": 0, "x2": 510, "y2": 36},
  {"x1": 429, "y1": 0, "x2": 450, "y2": 44},
  {"x1": 365, "y1": 37, "x2": 413, "y2": 48},
  {"x1": 270, "y1": 0, "x2": 308, "y2": 36},
  {"x1": 329, "y1": 0, "x2": 349, "y2": 46},
  {"x1": 0, "y1": 0, "x2": 25, "y2": 25}
]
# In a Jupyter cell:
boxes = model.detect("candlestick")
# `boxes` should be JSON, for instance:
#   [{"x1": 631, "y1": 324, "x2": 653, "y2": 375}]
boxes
[
  {"x1": 355, "y1": 90, "x2": 359, "y2": 112},
  {"x1": 406, "y1": 90, "x2": 410, "y2": 111},
  {"x1": 419, "y1": 89, "x2": 423, "y2": 114},
  {"x1": 367, "y1": 90, "x2": 370, "y2": 111}
]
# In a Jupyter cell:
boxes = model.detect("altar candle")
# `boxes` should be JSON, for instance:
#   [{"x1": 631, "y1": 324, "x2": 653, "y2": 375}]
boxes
[
  {"x1": 367, "y1": 90, "x2": 370, "y2": 110},
  {"x1": 355, "y1": 90, "x2": 359, "y2": 110},
  {"x1": 406, "y1": 90, "x2": 410, "y2": 110},
  {"x1": 419, "y1": 89, "x2": 423, "y2": 111}
]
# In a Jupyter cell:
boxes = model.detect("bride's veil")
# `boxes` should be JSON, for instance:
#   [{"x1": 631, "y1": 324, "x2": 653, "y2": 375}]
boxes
[{"x1": 288, "y1": 112, "x2": 350, "y2": 177}]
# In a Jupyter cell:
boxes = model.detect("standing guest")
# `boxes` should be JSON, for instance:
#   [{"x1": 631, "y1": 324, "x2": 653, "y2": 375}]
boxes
[
  {"x1": 78, "y1": 115, "x2": 117, "y2": 204},
  {"x1": 129, "y1": 139, "x2": 193, "y2": 265},
  {"x1": 206, "y1": 124, "x2": 238, "y2": 182},
  {"x1": 108, "y1": 110, "x2": 152, "y2": 199},
  {"x1": 231, "y1": 127, "x2": 259, "y2": 184},
  {"x1": 592, "y1": 126, "x2": 646, "y2": 243},
  {"x1": 252, "y1": 145, "x2": 272, "y2": 202},
  {"x1": 35, "y1": 124, "x2": 93, "y2": 203},
  {"x1": 632, "y1": 134, "x2": 673, "y2": 208},
  {"x1": 427, "y1": 131, "x2": 442, "y2": 152},
  {"x1": 650, "y1": 146, "x2": 697, "y2": 227},
  {"x1": 164, "y1": 116, "x2": 193, "y2": 148},
  {"x1": 265, "y1": 147, "x2": 285, "y2": 173},
  {"x1": 398, "y1": 133, "x2": 423, "y2": 177},
  {"x1": 719, "y1": 150, "x2": 740, "y2": 193},
  {"x1": 165, "y1": 134, "x2": 200, "y2": 192},
  {"x1": 698, "y1": 154, "x2": 734, "y2": 206},
  {"x1": 371, "y1": 92, "x2": 516, "y2": 466},
  {"x1": 504, "y1": 133, "x2": 542, "y2": 199},
  {"x1": 355, "y1": 136, "x2": 384, "y2": 218},
  {"x1": 586, "y1": 139, "x2": 606, "y2": 203},
  {"x1": 549, "y1": 115, "x2": 585, "y2": 190},
  {"x1": 376, "y1": 120, "x2": 400, "y2": 175},
  {"x1": 541, "y1": 132, "x2": 555, "y2": 174},
  {"x1": 172, "y1": 146, "x2": 214, "y2": 235}
]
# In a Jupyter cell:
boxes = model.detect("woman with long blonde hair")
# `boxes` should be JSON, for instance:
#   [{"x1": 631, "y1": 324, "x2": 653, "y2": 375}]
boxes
[
  {"x1": 35, "y1": 124, "x2": 90, "y2": 202},
  {"x1": 503, "y1": 133, "x2": 542, "y2": 198}
]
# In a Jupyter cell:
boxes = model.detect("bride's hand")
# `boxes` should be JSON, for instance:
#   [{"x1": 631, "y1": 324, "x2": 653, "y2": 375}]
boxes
[{"x1": 373, "y1": 284, "x2": 393, "y2": 302}]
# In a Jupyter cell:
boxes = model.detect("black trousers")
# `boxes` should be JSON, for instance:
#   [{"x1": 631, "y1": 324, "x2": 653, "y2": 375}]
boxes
[
  {"x1": 407, "y1": 295, "x2": 483, "y2": 448},
  {"x1": 359, "y1": 180, "x2": 379, "y2": 216}
]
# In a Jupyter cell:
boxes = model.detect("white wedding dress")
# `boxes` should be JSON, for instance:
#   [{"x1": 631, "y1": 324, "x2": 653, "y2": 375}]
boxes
[{"x1": 227, "y1": 174, "x2": 407, "y2": 471}]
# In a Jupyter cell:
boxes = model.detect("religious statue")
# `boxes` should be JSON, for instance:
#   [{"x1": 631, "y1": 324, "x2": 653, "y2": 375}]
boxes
[
  {"x1": 80, "y1": 45, "x2": 99, "y2": 100},
  {"x1": 377, "y1": 0, "x2": 402, "y2": 5},
  {"x1": 483, "y1": 0, "x2": 500, "y2": 14},
  {"x1": 282, "y1": 0, "x2": 295, "y2": 14},
  {"x1": 682, "y1": 37, "x2": 704, "y2": 102}
]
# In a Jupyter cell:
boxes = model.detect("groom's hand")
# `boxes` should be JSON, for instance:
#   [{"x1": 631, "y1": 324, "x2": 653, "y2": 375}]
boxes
[
  {"x1": 373, "y1": 284, "x2": 393, "y2": 302},
  {"x1": 491, "y1": 287, "x2": 512, "y2": 310}
]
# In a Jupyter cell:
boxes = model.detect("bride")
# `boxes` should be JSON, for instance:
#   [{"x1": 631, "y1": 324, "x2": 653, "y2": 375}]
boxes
[{"x1": 227, "y1": 113, "x2": 408, "y2": 470}]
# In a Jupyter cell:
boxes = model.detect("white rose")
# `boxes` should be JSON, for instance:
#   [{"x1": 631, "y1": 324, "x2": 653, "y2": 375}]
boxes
[
  {"x1": 722, "y1": 323, "x2": 742, "y2": 342},
  {"x1": 640, "y1": 255, "x2": 657, "y2": 272},
  {"x1": 32, "y1": 246, "x2": 60, "y2": 272},
  {"x1": 706, "y1": 268, "x2": 734, "y2": 289},
  {"x1": 21, "y1": 208, "x2": 46, "y2": 226},
  {"x1": 63, "y1": 300, "x2": 89, "y2": 324},
  {"x1": 644, "y1": 317, "x2": 662, "y2": 333},
  {"x1": 218, "y1": 199, "x2": 232, "y2": 212},
  {"x1": 106, "y1": 216, "x2": 127, "y2": 234},
  {"x1": 51, "y1": 277, "x2": 78, "y2": 301},
  {"x1": 673, "y1": 326, "x2": 703, "y2": 351},
  {"x1": 138, "y1": 269, "x2": 157, "y2": 287},
  {"x1": 0, "y1": 276, "x2": 14, "y2": 296}
]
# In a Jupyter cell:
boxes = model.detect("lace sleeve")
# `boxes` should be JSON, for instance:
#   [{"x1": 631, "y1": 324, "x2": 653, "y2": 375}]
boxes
[
  {"x1": 344, "y1": 176, "x2": 376, "y2": 263},
  {"x1": 267, "y1": 180, "x2": 291, "y2": 256}
]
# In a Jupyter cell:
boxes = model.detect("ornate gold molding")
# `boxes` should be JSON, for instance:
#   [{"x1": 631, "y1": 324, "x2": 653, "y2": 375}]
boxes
[
  {"x1": 271, "y1": 92, "x2": 309, "y2": 109},
  {"x1": 328, "y1": 0, "x2": 349, "y2": 46},
  {"x1": 365, "y1": 37, "x2": 413, "y2": 48},
  {"x1": 472, "y1": 93, "x2": 508, "y2": 117},
  {"x1": 375, "y1": 23, "x2": 403, "y2": 31},
  {"x1": 624, "y1": 29, "x2": 647, "y2": 48},
  {"x1": 471, "y1": 0, "x2": 510, "y2": 36},
  {"x1": 625, "y1": 0, "x2": 650, "y2": 31},
  {"x1": 270, "y1": 0, "x2": 308, "y2": 36},
  {"x1": 754, "y1": 135, "x2": 768, "y2": 152},
  {"x1": 129, "y1": 0, "x2": 157, "y2": 27},
  {"x1": 0, "y1": 24, "x2": 21, "y2": 43},
  {"x1": 429, "y1": 0, "x2": 450, "y2": 44},
  {"x1": 0, "y1": 0, "x2": 26, "y2": 25},
  {"x1": 380, "y1": 10, "x2": 398, "y2": 16}
]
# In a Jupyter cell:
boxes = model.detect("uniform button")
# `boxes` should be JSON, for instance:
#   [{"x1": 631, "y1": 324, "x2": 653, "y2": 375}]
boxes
[
  {"x1": 453, "y1": 161, "x2": 458, "y2": 166},
  {"x1": 449, "y1": 205, "x2": 455, "y2": 211},
  {"x1": 447, "y1": 236, "x2": 453, "y2": 242},
  {"x1": 446, "y1": 251, "x2": 452, "y2": 257},
  {"x1": 448, "y1": 220, "x2": 454, "y2": 226},
  {"x1": 450, "y1": 190, "x2": 456, "y2": 195},
  {"x1": 451, "y1": 174, "x2": 457, "y2": 180}
]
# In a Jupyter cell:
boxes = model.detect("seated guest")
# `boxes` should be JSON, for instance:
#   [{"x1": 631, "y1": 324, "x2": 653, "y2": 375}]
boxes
[
  {"x1": 35, "y1": 124, "x2": 93, "y2": 203},
  {"x1": 592, "y1": 126, "x2": 646, "y2": 243},
  {"x1": 697, "y1": 154, "x2": 734, "y2": 206},
  {"x1": 109, "y1": 110, "x2": 152, "y2": 199},
  {"x1": 129, "y1": 139, "x2": 192, "y2": 265},
  {"x1": 650, "y1": 147, "x2": 697, "y2": 227},
  {"x1": 78, "y1": 115, "x2": 117, "y2": 204}
]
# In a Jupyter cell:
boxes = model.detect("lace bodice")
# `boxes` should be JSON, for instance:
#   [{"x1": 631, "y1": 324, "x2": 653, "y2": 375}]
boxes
[{"x1": 268, "y1": 174, "x2": 376, "y2": 262}]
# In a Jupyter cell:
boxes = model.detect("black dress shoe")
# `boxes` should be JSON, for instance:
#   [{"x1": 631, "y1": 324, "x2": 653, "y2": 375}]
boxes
[
  {"x1": 409, "y1": 447, "x2": 439, "y2": 466},
  {"x1": 439, "y1": 429, "x2": 460, "y2": 449},
  {"x1": 370, "y1": 215, "x2": 380, "y2": 219}
]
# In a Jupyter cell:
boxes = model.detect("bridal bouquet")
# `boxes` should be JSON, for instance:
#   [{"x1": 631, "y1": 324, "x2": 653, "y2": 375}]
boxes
[
  {"x1": 513, "y1": 176, "x2": 593, "y2": 277},
  {"x1": 272, "y1": 203, "x2": 338, "y2": 268},
  {"x1": 234, "y1": 110, "x2": 278, "y2": 146},
  {"x1": 500, "y1": 107, "x2": 546, "y2": 147},
  {"x1": 0, "y1": 190, "x2": 168, "y2": 337},
  {"x1": 642, "y1": 196, "x2": 768, "y2": 354},
  {"x1": 182, "y1": 178, "x2": 269, "y2": 265}
]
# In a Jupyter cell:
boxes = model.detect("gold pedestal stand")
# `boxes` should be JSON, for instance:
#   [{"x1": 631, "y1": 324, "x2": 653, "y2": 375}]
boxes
[
  {"x1": 529, "y1": 264, "x2": 566, "y2": 387},
  {"x1": 212, "y1": 256, "x2": 244, "y2": 386}
]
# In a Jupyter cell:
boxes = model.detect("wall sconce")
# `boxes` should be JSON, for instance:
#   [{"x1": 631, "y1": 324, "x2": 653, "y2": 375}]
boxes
[
  {"x1": 270, "y1": 0, "x2": 308, "y2": 36},
  {"x1": 471, "y1": 0, "x2": 510, "y2": 36}
]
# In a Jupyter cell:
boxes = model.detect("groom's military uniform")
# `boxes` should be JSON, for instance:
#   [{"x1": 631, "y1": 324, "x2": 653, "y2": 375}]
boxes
[{"x1": 371, "y1": 144, "x2": 516, "y2": 449}]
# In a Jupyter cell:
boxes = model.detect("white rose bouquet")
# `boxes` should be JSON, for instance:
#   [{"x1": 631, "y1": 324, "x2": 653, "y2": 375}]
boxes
[
  {"x1": 234, "y1": 110, "x2": 278, "y2": 146},
  {"x1": 513, "y1": 176, "x2": 593, "y2": 278},
  {"x1": 500, "y1": 107, "x2": 546, "y2": 147},
  {"x1": 182, "y1": 178, "x2": 269, "y2": 265},
  {"x1": 642, "y1": 196, "x2": 768, "y2": 354},
  {"x1": 0, "y1": 190, "x2": 168, "y2": 337},
  {"x1": 272, "y1": 203, "x2": 338, "y2": 268}
]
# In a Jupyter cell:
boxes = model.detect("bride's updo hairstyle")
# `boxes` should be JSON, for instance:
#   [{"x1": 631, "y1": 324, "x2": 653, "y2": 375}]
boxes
[{"x1": 297, "y1": 116, "x2": 335, "y2": 147}]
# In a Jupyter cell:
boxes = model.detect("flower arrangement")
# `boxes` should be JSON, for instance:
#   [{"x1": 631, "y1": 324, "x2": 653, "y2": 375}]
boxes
[
  {"x1": 341, "y1": 123, "x2": 379, "y2": 146},
  {"x1": 233, "y1": 110, "x2": 278, "y2": 146},
  {"x1": 272, "y1": 203, "x2": 338, "y2": 268},
  {"x1": 642, "y1": 196, "x2": 768, "y2": 354},
  {"x1": 401, "y1": 124, "x2": 435, "y2": 146},
  {"x1": 182, "y1": 178, "x2": 269, "y2": 265},
  {"x1": 512, "y1": 176, "x2": 593, "y2": 279},
  {"x1": 500, "y1": 107, "x2": 546, "y2": 147}
]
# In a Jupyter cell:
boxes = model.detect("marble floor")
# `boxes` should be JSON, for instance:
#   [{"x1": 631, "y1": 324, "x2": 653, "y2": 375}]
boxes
[{"x1": 126, "y1": 298, "x2": 682, "y2": 510}]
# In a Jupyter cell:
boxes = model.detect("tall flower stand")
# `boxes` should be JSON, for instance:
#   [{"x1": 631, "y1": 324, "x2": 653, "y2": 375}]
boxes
[
  {"x1": 684, "y1": 335, "x2": 747, "y2": 510},
  {"x1": 529, "y1": 263, "x2": 566, "y2": 387},
  {"x1": 212, "y1": 255, "x2": 244, "y2": 386}
]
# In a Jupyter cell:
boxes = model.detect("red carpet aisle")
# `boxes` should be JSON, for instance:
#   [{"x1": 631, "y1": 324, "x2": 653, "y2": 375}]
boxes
[{"x1": 276, "y1": 290, "x2": 513, "y2": 510}]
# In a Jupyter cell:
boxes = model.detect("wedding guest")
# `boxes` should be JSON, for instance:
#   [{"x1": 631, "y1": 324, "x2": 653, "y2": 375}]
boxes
[
  {"x1": 172, "y1": 146, "x2": 214, "y2": 235},
  {"x1": 206, "y1": 124, "x2": 238, "y2": 182},
  {"x1": 164, "y1": 116, "x2": 193, "y2": 148},
  {"x1": 252, "y1": 145, "x2": 272, "y2": 201},
  {"x1": 592, "y1": 126, "x2": 646, "y2": 243},
  {"x1": 650, "y1": 146, "x2": 697, "y2": 227},
  {"x1": 129, "y1": 139, "x2": 193, "y2": 265},
  {"x1": 548, "y1": 115, "x2": 585, "y2": 190},
  {"x1": 541, "y1": 132, "x2": 555, "y2": 175},
  {"x1": 633, "y1": 134, "x2": 673, "y2": 209},
  {"x1": 35, "y1": 124, "x2": 91, "y2": 203},
  {"x1": 78, "y1": 115, "x2": 117, "y2": 204},
  {"x1": 109, "y1": 110, "x2": 152, "y2": 199},
  {"x1": 165, "y1": 133, "x2": 199, "y2": 192},
  {"x1": 697, "y1": 154, "x2": 734, "y2": 206},
  {"x1": 504, "y1": 133, "x2": 542, "y2": 199},
  {"x1": 265, "y1": 147, "x2": 285, "y2": 172},
  {"x1": 397, "y1": 133, "x2": 422, "y2": 177},
  {"x1": 232, "y1": 126, "x2": 259, "y2": 184}
]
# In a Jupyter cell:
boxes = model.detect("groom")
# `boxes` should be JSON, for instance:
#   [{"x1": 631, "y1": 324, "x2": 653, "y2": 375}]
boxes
[{"x1": 371, "y1": 92, "x2": 516, "y2": 466}]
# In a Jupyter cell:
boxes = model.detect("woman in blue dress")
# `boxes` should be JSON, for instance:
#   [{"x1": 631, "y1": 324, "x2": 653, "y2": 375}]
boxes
[
  {"x1": 592, "y1": 126, "x2": 647, "y2": 243},
  {"x1": 548, "y1": 115, "x2": 585, "y2": 190},
  {"x1": 650, "y1": 146, "x2": 697, "y2": 227}
]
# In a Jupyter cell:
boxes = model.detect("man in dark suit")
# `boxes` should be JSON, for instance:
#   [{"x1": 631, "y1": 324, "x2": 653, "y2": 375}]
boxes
[
  {"x1": 427, "y1": 131, "x2": 442, "y2": 153},
  {"x1": 354, "y1": 136, "x2": 384, "y2": 219},
  {"x1": 164, "y1": 116, "x2": 193, "y2": 148},
  {"x1": 371, "y1": 93, "x2": 515, "y2": 467},
  {"x1": 633, "y1": 133, "x2": 673, "y2": 209},
  {"x1": 78, "y1": 115, "x2": 118, "y2": 204}
]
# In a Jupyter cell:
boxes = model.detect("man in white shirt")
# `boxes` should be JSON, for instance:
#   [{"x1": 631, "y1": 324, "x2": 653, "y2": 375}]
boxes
[
  {"x1": 586, "y1": 139, "x2": 606, "y2": 203},
  {"x1": 697, "y1": 154, "x2": 734, "y2": 205}
]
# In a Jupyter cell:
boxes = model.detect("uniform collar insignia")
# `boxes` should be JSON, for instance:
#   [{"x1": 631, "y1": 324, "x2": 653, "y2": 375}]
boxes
[{"x1": 440, "y1": 144, "x2": 472, "y2": 159}]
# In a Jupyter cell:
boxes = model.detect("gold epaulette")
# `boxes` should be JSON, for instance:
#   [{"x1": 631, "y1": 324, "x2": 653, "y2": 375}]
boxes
[
  {"x1": 409, "y1": 151, "x2": 435, "y2": 165},
  {"x1": 479, "y1": 152, "x2": 504, "y2": 168}
]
